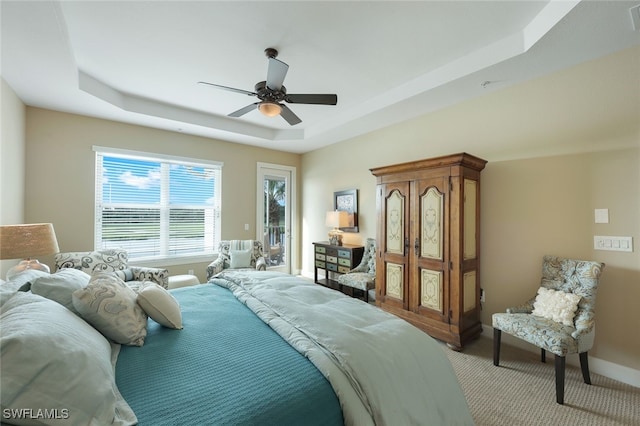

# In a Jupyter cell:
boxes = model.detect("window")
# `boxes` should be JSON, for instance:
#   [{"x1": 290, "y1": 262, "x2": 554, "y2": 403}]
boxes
[{"x1": 94, "y1": 147, "x2": 222, "y2": 262}]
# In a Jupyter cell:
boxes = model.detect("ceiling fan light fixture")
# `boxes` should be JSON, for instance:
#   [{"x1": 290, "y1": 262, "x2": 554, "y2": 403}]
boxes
[{"x1": 258, "y1": 101, "x2": 282, "y2": 117}]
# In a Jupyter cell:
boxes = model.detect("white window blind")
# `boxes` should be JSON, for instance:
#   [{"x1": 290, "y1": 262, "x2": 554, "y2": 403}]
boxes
[{"x1": 94, "y1": 147, "x2": 222, "y2": 261}]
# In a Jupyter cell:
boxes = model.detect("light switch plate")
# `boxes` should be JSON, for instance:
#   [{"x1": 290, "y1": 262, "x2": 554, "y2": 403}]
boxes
[
  {"x1": 594, "y1": 236, "x2": 633, "y2": 252},
  {"x1": 594, "y1": 209, "x2": 609, "y2": 224}
]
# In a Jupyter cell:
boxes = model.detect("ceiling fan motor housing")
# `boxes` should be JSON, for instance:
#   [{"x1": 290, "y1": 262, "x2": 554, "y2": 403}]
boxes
[{"x1": 255, "y1": 81, "x2": 286, "y2": 102}]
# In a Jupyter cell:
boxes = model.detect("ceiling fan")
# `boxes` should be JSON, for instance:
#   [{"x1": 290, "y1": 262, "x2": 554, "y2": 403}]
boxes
[{"x1": 198, "y1": 48, "x2": 337, "y2": 126}]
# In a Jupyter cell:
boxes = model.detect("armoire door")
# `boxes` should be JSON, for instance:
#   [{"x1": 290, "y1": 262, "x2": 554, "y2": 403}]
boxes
[
  {"x1": 377, "y1": 181, "x2": 410, "y2": 310},
  {"x1": 409, "y1": 176, "x2": 450, "y2": 324}
]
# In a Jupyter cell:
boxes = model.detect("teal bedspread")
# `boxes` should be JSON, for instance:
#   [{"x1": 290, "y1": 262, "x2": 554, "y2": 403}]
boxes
[{"x1": 115, "y1": 284, "x2": 343, "y2": 426}]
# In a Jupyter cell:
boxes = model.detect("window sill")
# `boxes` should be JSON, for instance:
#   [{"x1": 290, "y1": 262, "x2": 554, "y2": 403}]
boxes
[{"x1": 128, "y1": 253, "x2": 215, "y2": 268}]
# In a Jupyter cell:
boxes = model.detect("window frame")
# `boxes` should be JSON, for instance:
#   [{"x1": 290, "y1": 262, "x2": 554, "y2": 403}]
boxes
[{"x1": 93, "y1": 146, "x2": 223, "y2": 266}]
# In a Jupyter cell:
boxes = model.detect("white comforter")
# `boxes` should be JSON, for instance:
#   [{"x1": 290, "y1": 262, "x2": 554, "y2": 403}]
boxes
[{"x1": 211, "y1": 270, "x2": 474, "y2": 426}]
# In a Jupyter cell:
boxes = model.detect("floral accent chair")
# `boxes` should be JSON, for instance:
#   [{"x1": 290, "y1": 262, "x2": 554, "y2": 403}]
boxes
[
  {"x1": 55, "y1": 249, "x2": 169, "y2": 289},
  {"x1": 492, "y1": 255, "x2": 604, "y2": 404},
  {"x1": 337, "y1": 238, "x2": 376, "y2": 302},
  {"x1": 206, "y1": 240, "x2": 267, "y2": 280}
]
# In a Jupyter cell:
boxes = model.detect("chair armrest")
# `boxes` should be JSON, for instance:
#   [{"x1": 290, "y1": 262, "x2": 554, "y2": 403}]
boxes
[
  {"x1": 506, "y1": 297, "x2": 536, "y2": 314},
  {"x1": 129, "y1": 266, "x2": 169, "y2": 289},
  {"x1": 255, "y1": 256, "x2": 267, "y2": 271},
  {"x1": 572, "y1": 310, "x2": 595, "y2": 339},
  {"x1": 206, "y1": 257, "x2": 225, "y2": 280}
]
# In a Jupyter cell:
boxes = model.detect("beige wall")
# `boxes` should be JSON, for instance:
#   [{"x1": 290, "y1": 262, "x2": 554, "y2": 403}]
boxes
[
  {"x1": 301, "y1": 47, "x2": 640, "y2": 374},
  {"x1": 24, "y1": 108, "x2": 301, "y2": 283},
  {"x1": 481, "y1": 151, "x2": 640, "y2": 370},
  {"x1": 0, "y1": 78, "x2": 27, "y2": 277}
]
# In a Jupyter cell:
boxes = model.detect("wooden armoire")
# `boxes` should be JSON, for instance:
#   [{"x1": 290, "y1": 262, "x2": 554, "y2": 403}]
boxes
[{"x1": 370, "y1": 153, "x2": 487, "y2": 350}]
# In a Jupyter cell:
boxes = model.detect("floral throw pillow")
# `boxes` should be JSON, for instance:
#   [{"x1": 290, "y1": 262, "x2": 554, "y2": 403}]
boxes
[{"x1": 72, "y1": 273, "x2": 148, "y2": 346}]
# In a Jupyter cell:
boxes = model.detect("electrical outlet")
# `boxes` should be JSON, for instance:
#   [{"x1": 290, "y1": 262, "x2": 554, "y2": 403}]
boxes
[
  {"x1": 480, "y1": 288, "x2": 485, "y2": 303},
  {"x1": 188, "y1": 269, "x2": 194, "y2": 275}
]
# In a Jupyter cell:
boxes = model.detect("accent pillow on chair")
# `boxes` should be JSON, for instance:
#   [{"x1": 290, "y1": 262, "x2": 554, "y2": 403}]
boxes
[
  {"x1": 531, "y1": 287, "x2": 582, "y2": 326},
  {"x1": 229, "y1": 249, "x2": 253, "y2": 269}
]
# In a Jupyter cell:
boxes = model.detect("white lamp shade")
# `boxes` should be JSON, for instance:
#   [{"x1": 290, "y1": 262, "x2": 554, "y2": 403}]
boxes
[{"x1": 325, "y1": 211, "x2": 350, "y2": 229}]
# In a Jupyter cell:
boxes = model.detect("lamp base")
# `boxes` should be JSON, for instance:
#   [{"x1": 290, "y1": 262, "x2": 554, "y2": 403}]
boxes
[
  {"x1": 328, "y1": 229, "x2": 344, "y2": 246},
  {"x1": 6, "y1": 259, "x2": 50, "y2": 280}
]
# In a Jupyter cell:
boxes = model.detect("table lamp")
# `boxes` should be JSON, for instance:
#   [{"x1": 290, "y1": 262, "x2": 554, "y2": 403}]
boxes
[
  {"x1": 325, "y1": 211, "x2": 350, "y2": 246},
  {"x1": 0, "y1": 223, "x2": 60, "y2": 280}
]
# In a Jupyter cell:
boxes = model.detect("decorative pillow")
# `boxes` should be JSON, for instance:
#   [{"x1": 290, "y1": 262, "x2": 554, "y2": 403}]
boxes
[
  {"x1": 230, "y1": 249, "x2": 252, "y2": 269},
  {"x1": 115, "y1": 268, "x2": 135, "y2": 283},
  {"x1": 31, "y1": 268, "x2": 91, "y2": 315},
  {"x1": 532, "y1": 287, "x2": 582, "y2": 326},
  {"x1": 0, "y1": 292, "x2": 137, "y2": 425},
  {"x1": 137, "y1": 282, "x2": 183, "y2": 329},
  {"x1": 72, "y1": 273, "x2": 148, "y2": 346}
]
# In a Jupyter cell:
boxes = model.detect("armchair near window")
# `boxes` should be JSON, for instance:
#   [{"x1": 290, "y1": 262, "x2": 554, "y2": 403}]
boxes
[
  {"x1": 337, "y1": 238, "x2": 376, "y2": 302},
  {"x1": 206, "y1": 240, "x2": 267, "y2": 280},
  {"x1": 492, "y1": 255, "x2": 604, "y2": 404},
  {"x1": 55, "y1": 249, "x2": 169, "y2": 289}
]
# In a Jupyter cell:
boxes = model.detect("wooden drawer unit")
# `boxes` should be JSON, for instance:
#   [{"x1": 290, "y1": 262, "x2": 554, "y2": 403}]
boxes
[{"x1": 313, "y1": 242, "x2": 364, "y2": 289}]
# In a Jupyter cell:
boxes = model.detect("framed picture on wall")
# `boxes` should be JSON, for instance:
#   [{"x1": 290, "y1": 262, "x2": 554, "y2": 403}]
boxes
[{"x1": 334, "y1": 189, "x2": 359, "y2": 232}]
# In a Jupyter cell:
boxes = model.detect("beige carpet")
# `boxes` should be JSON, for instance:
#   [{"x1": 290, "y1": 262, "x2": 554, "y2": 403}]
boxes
[{"x1": 444, "y1": 336, "x2": 640, "y2": 426}]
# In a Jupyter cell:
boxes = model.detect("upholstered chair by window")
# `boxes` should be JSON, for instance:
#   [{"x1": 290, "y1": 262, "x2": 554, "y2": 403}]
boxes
[
  {"x1": 55, "y1": 249, "x2": 169, "y2": 289},
  {"x1": 206, "y1": 240, "x2": 267, "y2": 280},
  {"x1": 337, "y1": 238, "x2": 376, "y2": 302},
  {"x1": 492, "y1": 255, "x2": 604, "y2": 404}
]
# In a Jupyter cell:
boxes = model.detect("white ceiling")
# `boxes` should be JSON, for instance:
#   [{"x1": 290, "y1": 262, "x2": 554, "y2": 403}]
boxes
[{"x1": 2, "y1": 1, "x2": 639, "y2": 154}]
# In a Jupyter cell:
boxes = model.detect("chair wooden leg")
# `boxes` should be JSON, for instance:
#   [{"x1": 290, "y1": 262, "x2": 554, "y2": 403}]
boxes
[
  {"x1": 579, "y1": 352, "x2": 591, "y2": 385},
  {"x1": 541, "y1": 348, "x2": 546, "y2": 363},
  {"x1": 555, "y1": 355, "x2": 566, "y2": 405},
  {"x1": 493, "y1": 328, "x2": 501, "y2": 366}
]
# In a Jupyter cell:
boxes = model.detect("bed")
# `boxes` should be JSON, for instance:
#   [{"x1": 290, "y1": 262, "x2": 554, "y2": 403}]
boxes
[{"x1": 0, "y1": 269, "x2": 473, "y2": 425}]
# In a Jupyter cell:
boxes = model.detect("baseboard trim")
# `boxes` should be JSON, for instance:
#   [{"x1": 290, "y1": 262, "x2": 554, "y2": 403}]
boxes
[{"x1": 482, "y1": 324, "x2": 640, "y2": 388}]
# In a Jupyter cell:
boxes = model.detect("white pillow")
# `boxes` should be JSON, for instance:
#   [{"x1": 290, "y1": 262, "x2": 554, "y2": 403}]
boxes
[
  {"x1": 532, "y1": 287, "x2": 582, "y2": 326},
  {"x1": 72, "y1": 273, "x2": 148, "y2": 346},
  {"x1": 0, "y1": 292, "x2": 137, "y2": 425},
  {"x1": 31, "y1": 268, "x2": 91, "y2": 314},
  {"x1": 230, "y1": 249, "x2": 252, "y2": 269},
  {"x1": 137, "y1": 282, "x2": 183, "y2": 329}
]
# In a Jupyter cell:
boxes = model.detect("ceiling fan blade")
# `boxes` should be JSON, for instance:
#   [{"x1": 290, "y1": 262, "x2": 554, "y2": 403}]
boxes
[
  {"x1": 279, "y1": 104, "x2": 302, "y2": 126},
  {"x1": 266, "y1": 57, "x2": 289, "y2": 91},
  {"x1": 198, "y1": 81, "x2": 256, "y2": 96},
  {"x1": 285, "y1": 94, "x2": 338, "y2": 105},
  {"x1": 229, "y1": 103, "x2": 259, "y2": 117}
]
